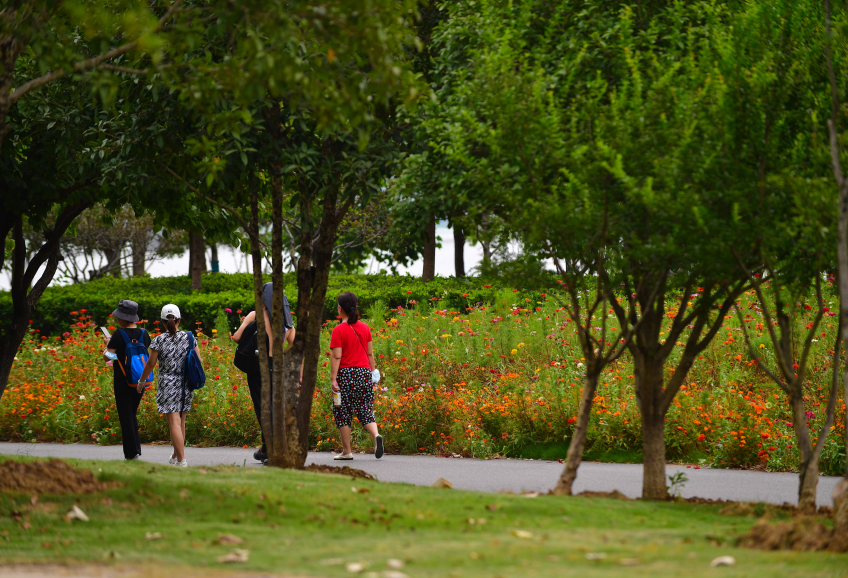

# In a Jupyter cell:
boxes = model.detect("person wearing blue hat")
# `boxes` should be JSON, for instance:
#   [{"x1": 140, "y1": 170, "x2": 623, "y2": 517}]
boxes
[{"x1": 102, "y1": 299, "x2": 149, "y2": 461}]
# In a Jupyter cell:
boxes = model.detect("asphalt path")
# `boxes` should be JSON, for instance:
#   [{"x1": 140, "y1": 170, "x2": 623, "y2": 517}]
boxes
[{"x1": 1, "y1": 442, "x2": 842, "y2": 507}]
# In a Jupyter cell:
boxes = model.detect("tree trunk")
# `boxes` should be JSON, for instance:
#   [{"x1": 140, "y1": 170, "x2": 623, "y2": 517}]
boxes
[
  {"x1": 290, "y1": 185, "x2": 346, "y2": 467},
  {"x1": 188, "y1": 231, "x2": 206, "y2": 291},
  {"x1": 103, "y1": 246, "x2": 122, "y2": 278},
  {"x1": 832, "y1": 478, "x2": 848, "y2": 542},
  {"x1": 454, "y1": 225, "x2": 466, "y2": 278},
  {"x1": 250, "y1": 191, "x2": 273, "y2": 462},
  {"x1": 552, "y1": 373, "x2": 599, "y2": 495},
  {"x1": 481, "y1": 239, "x2": 492, "y2": 267},
  {"x1": 269, "y1": 172, "x2": 289, "y2": 468},
  {"x1": 131, "y1": 238, "x2": 146, "y2": 276},
  {"x1": 641, "y1": 410, "x2": 668, "y2": 500},
  {"x1": 790, "y1": 395, "x2": 819, "y2": 514},
  {"x1": 210, "y1": 243, "x2": 219, "y2": 273},
  {"x1": 0, "y1": 204, "x2": 89, "y2": 400},
  {"x1": 0, "y1": 9, "x2": 27, "y2": 154},
  {"x1": 422, "y1": 215, "x2": 436, "y2": 281}
]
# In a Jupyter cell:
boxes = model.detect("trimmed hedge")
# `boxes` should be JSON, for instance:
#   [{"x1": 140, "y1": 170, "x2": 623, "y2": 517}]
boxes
[{"x1": 0, "y1": 273, "x2": 549, "y2": 336}]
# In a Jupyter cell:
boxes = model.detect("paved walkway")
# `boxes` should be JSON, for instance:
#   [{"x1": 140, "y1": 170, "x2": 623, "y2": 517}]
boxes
[{"x1": 1, "y1": 442, "x2": 842, "y2": 507}]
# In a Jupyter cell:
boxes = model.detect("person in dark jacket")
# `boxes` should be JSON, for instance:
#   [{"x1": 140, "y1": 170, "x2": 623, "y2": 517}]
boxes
[
  {"x1": 231, "y1": 282, "x2": 294, "y2": 462},
  {"x1": 102, "y1": 300, "x2": 149, "y2": 460}
]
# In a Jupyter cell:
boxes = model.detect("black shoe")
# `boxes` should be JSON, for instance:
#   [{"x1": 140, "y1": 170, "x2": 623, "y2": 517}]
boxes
[
  {"x1": 262, "y1": 459, "x2": 269, "y2": 466},
  {"x1": 253, "y1": 448, "x2": 266, "y2": 462},
  {"x1": 375, "y1": 435, "x2": 384, "y2": 459}
]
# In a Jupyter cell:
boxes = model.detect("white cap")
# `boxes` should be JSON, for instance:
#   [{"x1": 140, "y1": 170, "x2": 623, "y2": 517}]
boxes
[{"x1": 160, "y1": 304, "x2": 181, "y2": 320}]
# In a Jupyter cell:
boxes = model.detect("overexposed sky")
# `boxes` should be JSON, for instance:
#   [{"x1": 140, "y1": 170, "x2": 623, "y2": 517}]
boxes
[{"x1": 1, "y1": 223, "x2": 482, "y2": 290}]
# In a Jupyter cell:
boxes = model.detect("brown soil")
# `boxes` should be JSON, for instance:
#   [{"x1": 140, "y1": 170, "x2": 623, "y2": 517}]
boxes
[
  {"x1": 575, "y1": 490, "x2": 632, "y2": 501},
  {"x1": 739, "y1": 517, "x2": 846, "y2": 552},
  {"x1": 304, "y1": 464, "x2": 376, "y2": 481},
  {"x1": 0, "y1": 459, "x2": 117, "y2": 495}
]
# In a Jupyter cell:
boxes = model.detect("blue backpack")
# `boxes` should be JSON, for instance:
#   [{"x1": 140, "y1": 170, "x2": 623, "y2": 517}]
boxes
[
  {"x1": 117, "y1": 329, "x2": 153, "y2": 388},
  {"x1": 182, "y1": 331, "x2": 206, "y2": 392}
]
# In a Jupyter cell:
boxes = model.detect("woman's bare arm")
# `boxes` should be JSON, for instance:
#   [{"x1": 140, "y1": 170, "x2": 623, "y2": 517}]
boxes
[{"x1": 231, "y1": 311, "x2": 256, "y2": 343}]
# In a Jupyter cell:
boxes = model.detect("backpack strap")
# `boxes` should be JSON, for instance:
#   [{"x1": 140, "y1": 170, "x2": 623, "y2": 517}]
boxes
[
  {"x1": 347, "y1": 322, "x2": 369, "y2": 357},
  {"x1": 115, "y1": 328, "x2": 131, "y2": 380}
]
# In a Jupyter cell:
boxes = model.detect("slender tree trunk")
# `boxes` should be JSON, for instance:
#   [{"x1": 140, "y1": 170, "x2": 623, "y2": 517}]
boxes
[
  {"x1": 552, "y1": 373, "x2": 599, "y2": 495},
  {"x1": 833, "y1": 478, "x2": 848, "y2": 542},
  {"x1": 131, "y1": 238, "x2": 146, "y2": 276},
  {"x1": 790, "y1": 395, "x2": 819, "y2": 514},
  {"x1": 481, "y1": 239, "x2": 492, "y2": 266},
  {"x1": 422, "y1": 215, "x2": 436, "y2": 281},
  {"x1": 269, "y1": 173, "x2": 289, "y2": 468},
  {"x1": 454, "y1": 225, "x2": 466, "y2": 278},
  {"x1": 824, "y1": 0, "x2": 848, "y2": 533},
  {"x1": 251, "y1": 191, "x2": 273, "y2": 462},
  {"x1": 0, "y1": 203, "x2": 89, "y2": 400},
  {"x1": 289, "y1": 185, "x2": 345, "y2": 467},
  {"x1": 210, "y1": 243, "x2": 219, "y2": 273},
  {"x1": 188, "y1": 231, "x2": 206, "y2": 291},
  {"x1": 103, "y1": 247, "x2": 122, "y2": 278}
]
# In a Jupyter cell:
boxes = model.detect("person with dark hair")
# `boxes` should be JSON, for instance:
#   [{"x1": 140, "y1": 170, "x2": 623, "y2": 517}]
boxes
[
  {"x1": 102, "y1": 299, "x2": 150, "y2": 460},
  {"x1": 329, "y1": 291, "x2": 383, "y2": 460},
  {"x1": 231, "y1": 282, "x2": 294, "y2": 462},
  {"x1": 136, "y1": 304, "x2": 203, "y2": 467}
]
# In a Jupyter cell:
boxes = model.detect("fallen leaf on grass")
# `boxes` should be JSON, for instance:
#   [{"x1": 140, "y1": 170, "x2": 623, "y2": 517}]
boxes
[
  {"x1": 430, "y1": 478, "x2": 453, "y2": 489},
  {"x1": 585, "y1": 552, "x2": 607, "y2": 561},
  {"x1": 523, "y1": 492, "x2": 540, "y2": 498},
  {"x1": 30, "y1": 496, "x2": 38, "y2": 506},
  {"x1": 345, "y1": 561, "x2": 367, "y2": 572},
  {"x1": 217, "y1": 549, "x2": 249, "y2": 563},
  {"x1": 387, "y1": 559, "x2": 404, "y2": 569},
  {"x1": 710, "y1": 556, "x2": 736, "y2": 567},
  {"x1": 214, "y1": 534, "x2": 244, "y2": 545},
  {"x1": 511, "y1": 530, "x2": 533, "y2": 539},
  {"x1": 66, "y1": 505, "x2": 89, "y2": 522},
  {"x1": 145, "y1": 532, "x2": 162, "y2": 541}
]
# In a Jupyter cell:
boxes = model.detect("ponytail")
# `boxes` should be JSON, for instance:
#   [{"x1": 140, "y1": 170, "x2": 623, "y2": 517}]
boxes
[
  {"x1": 337, "y1": 292, "x2": 359, "y2": 324},
  {"x1": 165, "y1": 317, "x2": 179, "y2": 337}
]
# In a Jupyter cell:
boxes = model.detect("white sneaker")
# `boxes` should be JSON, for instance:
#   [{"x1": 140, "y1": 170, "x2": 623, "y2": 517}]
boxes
[
  {"x1": 168, "y1": 454, "x2": 177, "y2": 465},
  {"x1": 176, "y1": 460, "x2": 187, "y2": 467},
  {"x1": 333, "y1": 453, "x2": 353, "y2": 461}
]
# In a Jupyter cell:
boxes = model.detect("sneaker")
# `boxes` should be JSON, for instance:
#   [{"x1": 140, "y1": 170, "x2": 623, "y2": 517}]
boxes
[
  {"x1": 168, "y1": 454, "x2": 177, "y2": 465},
  {"x1": 176, "y1": 460, "x2": 188, "y2": 467},
  {"x1": 333, "y1": 453, "x2": 354, "y2": 461},
  {"x1": 374, "y1": 435, "x2": 384, "y2": 459},
  {"x1": 253, "y1": 448, "x2": 266, "y2": 462}
]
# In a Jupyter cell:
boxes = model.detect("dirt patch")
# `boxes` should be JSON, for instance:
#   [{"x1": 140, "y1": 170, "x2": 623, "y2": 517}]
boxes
[
  {"x1": 575, "y1": 490, "x2": 632, "y2": 501},
  {"x1": 0, "y1": 459, "x2": 117, "y2": 495},
  {"x1": 739, "y1": 517, "x2": 846, "y2": 552},
  {"x1": 304, "y1": 464, "x2": 376, "y2": 481}
]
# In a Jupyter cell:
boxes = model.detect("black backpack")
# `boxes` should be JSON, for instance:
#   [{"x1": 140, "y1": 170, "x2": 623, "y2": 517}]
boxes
[{"x1": 233, "y1": 321, "x2": 260, "y2": 374}]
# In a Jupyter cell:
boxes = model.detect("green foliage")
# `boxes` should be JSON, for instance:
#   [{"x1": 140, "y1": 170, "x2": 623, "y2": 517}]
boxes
[{"x1": 0, "y1": 273, "x2": 543, "y2": 337}]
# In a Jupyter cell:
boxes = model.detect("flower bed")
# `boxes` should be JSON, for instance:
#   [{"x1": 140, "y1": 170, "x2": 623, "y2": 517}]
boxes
[{"x1": 1, "y1": 288, "x2": 845, "y2": 473}]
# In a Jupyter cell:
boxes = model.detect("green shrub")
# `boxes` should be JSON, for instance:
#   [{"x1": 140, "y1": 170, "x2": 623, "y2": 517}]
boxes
[{"x1": 0, "y1": 273, "x2": 549, "y2": 337}]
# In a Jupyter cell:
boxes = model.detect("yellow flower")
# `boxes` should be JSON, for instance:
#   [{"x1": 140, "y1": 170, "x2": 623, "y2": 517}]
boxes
[
  {"x1": 518, "y1": 342, "x2": 525, "y2": 348},
  {"x1": 211, "y1": 329, "x2": 218, "y2": 333},
  {"x1": 441, "y1": 334, "x2": 452, "y2": 339},
  {"x1": 396, "y1": 340, "x2": 404, "y2": 345},
  {"x1": 511, "y1": 349, "x2": 518, "y2": 355},
  {"x1": 759, "y1": 344, "x2": 765, "y2": 349}
]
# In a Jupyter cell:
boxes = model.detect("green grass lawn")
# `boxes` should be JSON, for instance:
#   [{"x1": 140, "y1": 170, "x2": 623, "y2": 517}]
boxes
[{"x1": 0, "y1": 456, "x2": 845, "y2": 577}]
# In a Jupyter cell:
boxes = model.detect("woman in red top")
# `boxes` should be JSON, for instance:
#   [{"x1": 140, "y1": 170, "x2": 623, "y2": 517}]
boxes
[{"x1": 330, "y1": 291, "x2": 383, "y2": 460}]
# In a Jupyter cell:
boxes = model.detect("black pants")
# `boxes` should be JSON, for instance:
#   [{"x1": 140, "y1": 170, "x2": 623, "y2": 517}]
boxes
[
  {"x1": 246, "y1": 361, "x2": 273, "y2": 453},
  {"x1": 113, "y1": 382, "x2": 143, "y2": 459}
]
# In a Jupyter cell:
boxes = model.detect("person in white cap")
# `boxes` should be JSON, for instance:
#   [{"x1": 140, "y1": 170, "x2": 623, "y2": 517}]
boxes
[{"x1": 136, "y1": 304, "x2": 203, "y2": 467}]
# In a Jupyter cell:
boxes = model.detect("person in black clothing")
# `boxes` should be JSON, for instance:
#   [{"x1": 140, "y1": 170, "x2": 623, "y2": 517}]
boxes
[
  {"x1": 102, "y1": 300, "x2": 150, "y2": 460},
  {"x1": 231, "y1": 283, "x2": 294, "y2": 462}
]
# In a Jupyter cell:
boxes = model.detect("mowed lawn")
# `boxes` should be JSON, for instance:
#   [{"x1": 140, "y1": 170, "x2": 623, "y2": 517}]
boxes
[{"x1": 0, "y1": 457, "x2": 844, "y2": 578}]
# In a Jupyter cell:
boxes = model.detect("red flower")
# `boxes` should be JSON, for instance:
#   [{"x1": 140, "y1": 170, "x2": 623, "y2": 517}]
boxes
[
  {"x1": 698, "y1": 434, "x2": 706, "y2": 441},
  {"x1": 483, "y1": 285, "x2": 491, "y2": 289}
]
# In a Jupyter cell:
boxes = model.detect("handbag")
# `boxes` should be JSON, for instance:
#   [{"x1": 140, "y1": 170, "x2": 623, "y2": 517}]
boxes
[{"x1": 347, "y1": 323, "x2": 380, "y2": 383}]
